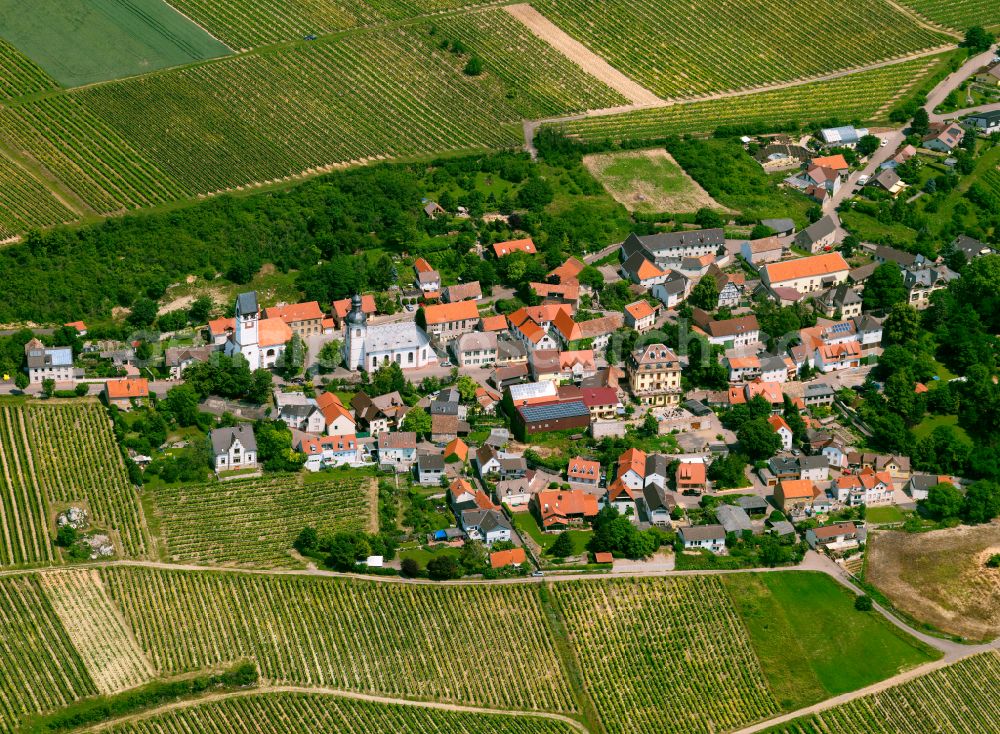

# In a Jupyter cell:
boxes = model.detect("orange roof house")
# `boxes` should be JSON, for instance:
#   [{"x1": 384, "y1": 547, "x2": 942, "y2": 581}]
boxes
[
  {"x1": 567, "y1": 456, "x2": 600, "y2": 483},
  {"x1": 534, "y1": 489, "x2": 599, "y2": 529},
  {"x1": 316, "y1": 392, "x2": 355, "y2": 432},
  {"x1": 763, "y1": 253, "x2": 849, "y2": 287},
  {"x1": 104, "y1": 378, "x2": 149, "y2": 401},
  {"x1": 492, "y1": 238, "x2": 536, "y2": 258},
  {"x1": 811, "y1": 154, "x2": 849, "y2": 173},
  {"x1": 263, "y1": 301, "x2": 324, "y2": 324},
  {"x1": 625, "y1": 300, "x2": 656, "y2": 321},
  {"x1": 64, "y1": 321, "x2": 87, "y2": 334},
  {"x1": 413, "y1": 257, "x2": 435, "y2": 273},
  {"x1": 636, "y1": 258, "x2": 666, "y2": 281},
  {"x1": 490, "y1": 547, "x2": 526, "y2": 569},
  {"x1": 549, "y1": 257, "x2": 585, "y2": 284},
  {"x1": 593, "y1": 551, "x2": 613, "y2": 564},
  {"x1": 481, "y1": 314, "x2": 508, "y2": 332},
  {"x1": 422, "y1": 299, "x2": 479, "y2": 326},
  {"x1": 444, "y1": 437, "x2": 469, "y2": 463},
  {"x1": 676, "y1": 462, "x2": 708, "y2": 491},
  {"x1": 332, "y1": 295, "x2": 378, "y2": 322},
  {"x1": 617, "y1": 447, "x2": 648, "y2": 481},
  {"x1": 774, "y1": 479, "x2": 819, "y2": 511}
]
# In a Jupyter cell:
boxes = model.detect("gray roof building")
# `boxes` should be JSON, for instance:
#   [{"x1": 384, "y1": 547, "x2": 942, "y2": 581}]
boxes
[
  {"x1": 680, "y1": 524, "x2": 727, "y2": 542},
  {"x1": 210, "y1": 424, "x2": 257, "y2": 455},
  {"x1": 716, "y1": 504, "x2": 753, "y2": 534},
  {"x1": 236, "y1": 291, "x2": 259, "y2": 316}
]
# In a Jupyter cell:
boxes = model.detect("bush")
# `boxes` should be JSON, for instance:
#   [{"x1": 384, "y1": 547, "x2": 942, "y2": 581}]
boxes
[
  {"x1": 400, "y1": 557, "x2": 421, "y2": 577},
  {"x1": 427, "y1": 555, "x2": 462, "y2": 580},
  {"x1": 987, "y1": 554, "x2": 1000, "y2": 569},
  {"x1": 854, "y1": 594, "x2": 874, "y2": 611}
]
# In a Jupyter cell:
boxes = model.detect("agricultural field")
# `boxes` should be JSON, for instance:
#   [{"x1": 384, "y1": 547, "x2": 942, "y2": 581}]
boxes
[
  {"x1": 0, "y1": 153, "x2": 75, "y2": 239},
  {"x1": 582, "y1": 148, "x2": 728, "y2": 214},
  {"x1": 865, "y1": 523, "x2": 1000, "y2": 641},
  {"x1": 38, "y1": 570, "x2": 155, "y2": 694},
  {"x1": 150, "y1": 473, "x2": 375, "y2": 567},
  {"x1": 24, "y1": 402, "x2": 151, "y2": 560},
  {"x1": 416, "y1": 9, "x2": 628, "y2": 118},
  {"x1": 100, "y1": 566, "x2": 576, "y2": 711},
  {"x1": 769, "y1": 651, "x2": 1000, "y2": 734},
  {"x1": 721, "y1": 572, "x2": 939, "y2": 711},
  {"x1": 0, "y1": 574, "x2": 97, "y2": 734},
  {"x1": 553, "y1": 57, "x2": 939, "y2": 144},
  {"x1": 0, "y1": 38, "x2": 57, "y2": 98},
  {"x1": 0, "y1": 26, "x2": 524, "y2": 216},
  {"x1": 0, "y1": 0, "x2": 230, "y2": 88},
  {"x1": 0, "y1": 404, "x2": 53, "y2": 566},
  {"x1": 551, "y1": 576, "x2": 780, "y2": 734},
  {"x1": 897, "y1": 0, "x2": 1000, "y2": 30},
  {"x1": 530, "y1": 0, "x2": 948, "y2": 100},
  {"x1": 102, "y1": 692, "x2": 580, "y2": 734}
]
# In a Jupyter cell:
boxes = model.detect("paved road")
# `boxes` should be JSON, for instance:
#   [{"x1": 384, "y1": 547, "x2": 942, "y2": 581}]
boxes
[{"x1": 926, "y1": 46, "x2": 1000, "y2": 121}]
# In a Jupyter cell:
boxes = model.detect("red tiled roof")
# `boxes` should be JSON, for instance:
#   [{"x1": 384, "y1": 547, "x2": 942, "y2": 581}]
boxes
[
  {"x1": 264, "y1": 301, "x2": 324, "y2": 323},
  {"x1": 492, "y1": 238, "x2": 536, "y2": 257},
  {"x1": 105, "y1": 378, "x2": 148, "y2": 400},
  {"x1": 490, "y1": 547, "x2": 526, "y2": 568},
  {"x1": 422, "y1": 299, "x2": 479, "y2": 326},
  {"x1": 332, "y1": 295, "x2": 377, "y2": 319}
]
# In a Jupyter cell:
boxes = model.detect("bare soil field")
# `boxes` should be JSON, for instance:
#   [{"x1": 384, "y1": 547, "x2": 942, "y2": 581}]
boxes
[
  {"x1": 865, "y1": 522, "x2": 1000, "y2": 641},
  {"x1": 582, "y1": 148, "x2": 730, "y2": 214}
]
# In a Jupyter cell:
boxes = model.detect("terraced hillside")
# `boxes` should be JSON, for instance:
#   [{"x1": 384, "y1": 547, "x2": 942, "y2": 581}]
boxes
[
  {"x1": 151, "y1": 473, "x2": 375, "y2": 567},
  {"x1": 100, "y1": 566, "x2": 576, "y2": 712},
  {"x1": 101, "y1": 692, "x2": 581, "y2": 734},
  {"x1": 530, "y1": 0, "x2": 949, "y2": 99},
  {"x1": 551, "y1": 57, "x2": 938, "y2": 144},
  {"x1": 769, "y1": 651, "x2": 1000, "y2": 733},
  {"x1": 0, "y1": 153, "x2": 75, "y2": 239}
]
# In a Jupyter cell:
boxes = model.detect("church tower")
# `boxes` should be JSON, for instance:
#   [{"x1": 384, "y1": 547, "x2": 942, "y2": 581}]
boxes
[
  {"x1": 232, "y1": 291, "x2": 261, "y2": 370},
  {"x1": 344, "y1": 294, "x2": 367, "y2": 371}
]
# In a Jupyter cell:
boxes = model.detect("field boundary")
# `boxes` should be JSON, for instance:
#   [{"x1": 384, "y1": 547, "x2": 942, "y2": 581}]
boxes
[
  {"x1": 504, "y1": 4, "x2": 660, "y2": 105},
  {"x1": 80, "y1": 685, "x2": 591, "y2": 733}
]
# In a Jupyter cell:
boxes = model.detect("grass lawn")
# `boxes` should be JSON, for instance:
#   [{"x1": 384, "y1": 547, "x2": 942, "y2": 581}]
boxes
[
  {"x1": 0, "y1": 0, "x2": 230, "y2": 87},
  {"x1": 512, "y1": 511, "x2": 591, "y2": 555},
  {"x1": 866, "y1": 505, "x2": 906, "y2": 524},
  {"x1": 722, "y1": 571, "x2": 940, "y2": 711},
  {"x1": 912, "y1": 414, "x2": 970, "y2": 443},
  {"x1": 398, "y1": 544, "x2": 460, "y2": 566}
]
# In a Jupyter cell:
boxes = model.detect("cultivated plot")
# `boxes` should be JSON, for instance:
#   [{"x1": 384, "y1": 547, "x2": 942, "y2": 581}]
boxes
[
  {"x1": 101, "y1": 566, "x2": 576, "y2": 712},
  {"x1": 0, "y1": 0, "x2": 230, "y2": 88},
  {"x1": 0, "y1": 38, "x2": 58, "y2": 99},
  {"x1": 769, "y1": 651, "x2": 1000, "y2": 734},
  {"x1": 151, "y1": 474, "x2": 375, "y2": 567},
  {"x1": 0, "y1": 153, "x2": 76, "y2": 239},
  {"x1": 102, "y1": 692, "x2": 581, "y2": 734},
  {"x1": 897, "y1": 0, "x2": 1000, "y2": 30},
  {"x1": 39, "y1": 570, "x2": 155, "y2": 694}
]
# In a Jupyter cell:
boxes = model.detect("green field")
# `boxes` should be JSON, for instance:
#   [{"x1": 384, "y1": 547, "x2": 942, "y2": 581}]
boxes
[
  {"x1": 150, "y1": 474, "x2": 375, "y2": 567},
  {"x1": 912, "y1": 414, "x2": 971, "y2": 442},
  {"x1": 768, "y1": 651, "x2": 1000, "y2": 733},
  {"x1": 101, "y1": 566, "x2": 576, "y2": 712},
  {"x1": 101, "y1": 691, "x2": 580, "y2": 734},
  {"x1": 0, "y1": 0, "x2": 230, "y2": 88},
  {"x1": 722, "y1": 572, "x2": 940, "y2": 711},
  {"x1": 532, "y1": 0, "x2": 948, "y2": 100},
  {"x1": 897, "y1": 0, "x2": 1000, "y2": 30},
  {"x1": 553, "y1": 57, "x2": 939, "y2": 143},
  {"x1": 0, "y1": 38, "x2": 58, "y2": 98},
  {"x1": 866, "y1": 505, "x2": 907, "y2": 524}
]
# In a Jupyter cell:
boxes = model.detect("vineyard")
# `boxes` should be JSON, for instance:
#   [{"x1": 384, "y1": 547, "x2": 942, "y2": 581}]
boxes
[
  {"x1": 0, "y1": 574, "x2": 96, "y2": 734},
  {"x1": 0, "y1": 38, "x2": 58, "y2": 99},
  {"x1": 897, "y1": 0, "x2": 1000, "y2": 30},
  {"x1": 0, "y1": 405, "x2": 53, "y2": 566},
  {"x1": 24, "y1": 402, "x2": 150, "y2": 559},
  {"x1": 552, "y1": 58, "x2": 938, "y2": 144},
  {"x1": 38, "y1": 570, "x2": 155, "y2": 694},
  {"x1": 416, "y1": 9, "x2": 627, "y2": 118},
  {"x1": 0, "y1": 153, "x2": 75, "y2": 239},
  {"x1": 100, "y1": 566, "x2": 575, "y2": 711},
  {"x1": 530, "y1": 0, "x2": 948, "y2": 100},
  {"x1": 102, "y1": 691, "x2": 580, "y2": 734},
  {"x1": 551, "y1": 576, "x2": 779, "y2": 734},
  {"x1": 769, "y1": 651, "x2": 1000, "y2": 734},
  {"x1": 151, "y1": 473, "x2": 375, "y2": 567},
  {"x1": 162, "y1": 0, "x2": 498, "y2": 49}
]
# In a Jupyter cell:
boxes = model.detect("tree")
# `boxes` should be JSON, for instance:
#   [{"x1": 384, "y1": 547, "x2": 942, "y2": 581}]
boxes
[
  {"x1": 640, "y1": 411, "x2": 659, "y2": 438},
  {"x1": 127, "y1": 297, "x2": 159, "y2": 328},
  {"x1": 961, "y1": 480, "x2": 1000, "y2": 524},
  {"x1": 961, "y1": 25, "x2": 995, "y2": 53},
  {"x1": 695, "y1": 208, "x2": 723, "y2": 229},
  {"x1": 14, "y1": 371, "x2": 28, "y2": 390},
  {"x1": 55, "y1": 525, "x2": 78, "y2": 548},
  {"x1": 427, "y1": 555, "x2": 462, "y2": 580},
  {"x1": 188, "y1": 296, "x2": 214, "y2": 323},
  {"x1": 707, "y1": 453, "x2": 748, "y2": 489},
  {"x1": 255, "y1": 420, "x2": 305, "y2": 472},
  {"x1": 325, "y1": 534, "x2": 360, "y2": 571},
  {"x1": 164, "y1": 384, "x2": 201, "y2": 426},
  {"x1": 550, "y1": 531, "x2": 574, "y2": 558},
  {"x1": 862, "y1": 263, "x2": 907, "y2": 312},
  {"x1": 247, "y1": 369, "x2": 273, "y2": 405},
  {"x1": 882, "y1": 303, "x2": 921, "y2": 346},
  {"x1": 854, "y1": 595, "x2": 874, "y2": 611},
  {"x1": 516, "y1": 176, "x2": 554, "y2": 211},
  {"x1": 455, "y1": 374, "x2": 477, "y2": 402},
  {"x1": 459, "y1": 539, "x2": 488, "y2": 574},
  {"x1": 279, "y1": 334, "x2": 306, "y2": 378},
  {"x1": 688, "y1": 275, "x2": 719, "y2": 310},
  {"x1": 42, "y1": 378, "x2": 55, "y2": 398},
  {"x1": 317, "y1": 340, "x2": 343, "y2": 372},
  {"x1": 736, "y1": 418, "x2": 782, "y2": 461},
  {"x1": 463, "y1": 55, "x2": 483, "y2": 76},
  {"x1": 749, "y1": 224, "x2": 775, "y2": 240},
  {"x1": 369, "y1": 361, "x2": 406, "y2": 396},
  {"x1": 920, "y1": 482, "x2": 963, "y2": 520},
  {"x1": 577, "y1": 265, "x2": 604, "y2": 290},
  {"x1": 911, "y1": 107, "x2": 930, "y2": 137},
  {"x1": 400, "y1": 557, "x2": 421, "y2": 578},
  {"x1": 857, "y1": 135, "x2": 880, "y2": 157},
  {"x1": 401, "y1": 407, "x2": 431, "y2": 438},
  {"x1": 293, "y1": 527, "x2": 319, "y2": 555}
]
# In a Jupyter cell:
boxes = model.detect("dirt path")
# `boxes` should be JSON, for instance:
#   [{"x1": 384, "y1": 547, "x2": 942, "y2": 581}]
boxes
[
  {"x1": 505, "y1": 4, "x2": 661, "y2": 106},
  {"x1": 82, "y1": 685, "x2": 590, "y2": 733},
  {"x1": 880, "y1": 0, "x2": 963, "y2": 39}
]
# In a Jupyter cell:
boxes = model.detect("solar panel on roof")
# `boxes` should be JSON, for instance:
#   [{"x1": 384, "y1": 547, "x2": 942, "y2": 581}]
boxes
[{"x1": 519, "y1": 401, "x2": 590, "y2": 422}]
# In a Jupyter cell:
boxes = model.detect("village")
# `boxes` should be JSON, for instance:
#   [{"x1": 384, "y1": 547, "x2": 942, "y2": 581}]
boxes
[{"x1": 11, "y1": 99, "x2": 997, "y2": 576}]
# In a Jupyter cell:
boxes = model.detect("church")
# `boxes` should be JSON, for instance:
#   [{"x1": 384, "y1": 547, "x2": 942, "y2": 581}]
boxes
[
  {"x1": 222, "y1": 291, "x2": 292, "y2": 370},
  {"x1": 343, "y1": 294, "x2": 433, "y2": 371}
]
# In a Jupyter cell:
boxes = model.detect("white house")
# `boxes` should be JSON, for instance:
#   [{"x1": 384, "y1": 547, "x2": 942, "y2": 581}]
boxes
[
  {"x1": 415, "y1": 453, "x2": 446, "y2": 485},
  {"x1": 209, "y1": 425, "x2": 258, "y2": 473},
  {"x1": 461, "y1": 509, "x2": 512, "y2": 546},
  {"x1": 806, "y1": 522, "x2": 860, "y2": 551},
  {"x1": 24, "y1": 339, "x2": 81, "y2": 385},
  {"x1": 274, "y1": 391, "x2": 326, "y2": 434},
  {"x1": 377, "y1": 431, "x2": 417, "y2": 470},
  {"x1": 679, "y1": 524, "x2": 726, "y2": 554},
  {"x1": 768, "y1": 415, "x2": 793, "y2": 451},
  {"x1": 298, "y1": 434, "x2": 360, "y2": 471},
  {"x1": 798, "y1": 455, "x2": 829, "y2": 483},
  {"x1": 822, "y1": 442, "x2": 847, "y2": 469},
  {"x1": 495, "y1": 478, "x2": 532, "y2": 508},
  {"x1": 343, "y1": 295, "x2": 433, "y2": 372}
]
